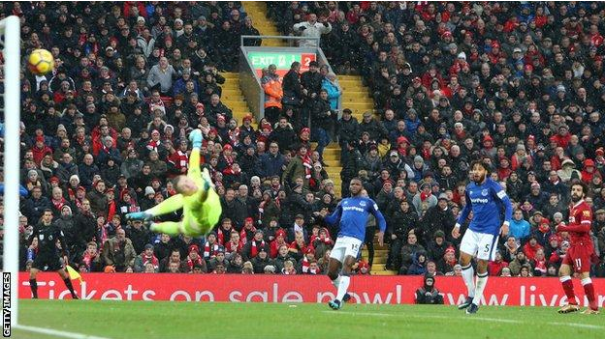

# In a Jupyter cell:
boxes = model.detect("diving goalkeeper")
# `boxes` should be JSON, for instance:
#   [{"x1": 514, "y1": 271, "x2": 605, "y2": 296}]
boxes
[{"x1": 126, "y1": 129, "x2": 221, "y2": 236}]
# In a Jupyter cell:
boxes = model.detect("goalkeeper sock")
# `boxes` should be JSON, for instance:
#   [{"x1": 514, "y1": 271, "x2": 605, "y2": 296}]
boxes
[
  {"x1": 336, "y1": 275, "x2": 350, "y2": 302},
  {"x1": 581, "y1": 278, "x2": 597, "y2": 310},
  {"x1": 560, "y1": 276, "x2": 577, "y2": 305},
  {"x1": 472, "y1": 272, "x2": 489, "y2": 306},
  {"x1": 63, "y1": 277, "x2": 77, "y2": 298},
  {"x1": 461, "y1": 263, "x2": 475, "y2": 298},
  {"x1": 29, "y1": 279, "x2": 38, "y2": 299},
  {"x1": 331, "y1": 275, "x2": 341, "y2": 289}
]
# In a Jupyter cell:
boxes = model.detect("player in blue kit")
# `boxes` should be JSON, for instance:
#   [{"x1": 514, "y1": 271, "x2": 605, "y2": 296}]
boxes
[
  {"x1": 320, "y1": 178, "x2": 387, "y2": 310},
  {"x1": 452, "y1": 161, "x2": 512, "y2": 314}
]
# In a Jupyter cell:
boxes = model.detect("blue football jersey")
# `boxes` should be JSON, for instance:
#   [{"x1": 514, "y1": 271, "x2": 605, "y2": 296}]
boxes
[
  {"x1": 324, "y1": 196, "x2": 387, "y2": 241},
  {"x1": 457, "y1": 178, "x2": 513, "y2": 235}
]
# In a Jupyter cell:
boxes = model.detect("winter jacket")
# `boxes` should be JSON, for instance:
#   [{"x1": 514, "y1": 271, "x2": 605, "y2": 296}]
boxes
[
  {"x1": 322, "y1": 78, "x2": 341, "y2": 110},
  {"x1": 262, "y1": 75, "x2": 283, "y2": 109}
]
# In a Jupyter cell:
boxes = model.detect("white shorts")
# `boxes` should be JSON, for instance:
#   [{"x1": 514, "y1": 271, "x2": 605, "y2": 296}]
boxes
[
  {"x1": 329, "y1": 236, "x2": 363, "y2": 263},
  {"x1": 460, "y1": 228, "x2": 499, "y2": 261}
]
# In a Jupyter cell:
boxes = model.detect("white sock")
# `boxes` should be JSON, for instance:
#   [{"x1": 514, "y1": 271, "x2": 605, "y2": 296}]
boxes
[
  {"x1": 461, "y1": 264, "x2": 475, "y2": 298},
  {"x1": 331, "y1": 275, "x2": 341, "y2": 289},
  {"x1": 336, "y1": 275, "x2": 350, "y2": 301},
  {"x1": 472, "y1": 272, "x2": 489, "y2": 306}
]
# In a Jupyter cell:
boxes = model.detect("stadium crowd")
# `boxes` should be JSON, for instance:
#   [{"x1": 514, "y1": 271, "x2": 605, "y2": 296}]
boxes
[{"x1": 3, "y1": 2, "x2": 605, "y2": 278}]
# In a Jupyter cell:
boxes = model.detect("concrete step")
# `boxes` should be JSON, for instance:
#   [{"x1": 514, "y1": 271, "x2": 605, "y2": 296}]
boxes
[
  {"x1": 222, "y1": 94, "x2": 245, "y2": 101},
  {"x1": 323, "y1": 160, "x2": 341, "y2": 167},
  {"x1": 362, "y1": 249, "x2": 389, "y2": 256},
  {"x1": 371, "y1": 270, "x2": 397, "y2": 275}
]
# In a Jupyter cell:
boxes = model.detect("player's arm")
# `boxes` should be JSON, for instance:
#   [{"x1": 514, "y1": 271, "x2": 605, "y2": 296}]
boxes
[
  {"x1": 557, "y1": 209, "x2": 592, "y2": 233},
  {"x1": 453, "y1": 189, "x2": 472, "y2": 238},
  {"x1": 323, "y1": 202, "x2": 343, "y2": 226},
  {"x1": 188, "y1": 146, "x2": 201, "y2": 178},
  {"x1": 369, "y1": 199, "x2": 387, "y2": 246},
  {"x1": 492, "y1": 181, "x2": 513, "y2": 235},
  {"x1": 28, "y1": 227, "x2": 39, "y2": 246},
  {"x1": 57, "y1": 229, "x2": 70, "y2": 264}
]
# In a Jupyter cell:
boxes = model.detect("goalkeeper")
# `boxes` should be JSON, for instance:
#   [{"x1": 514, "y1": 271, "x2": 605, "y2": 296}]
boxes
[{"x1": 126, "y1": 130, "x2": 221, "y2": 236}]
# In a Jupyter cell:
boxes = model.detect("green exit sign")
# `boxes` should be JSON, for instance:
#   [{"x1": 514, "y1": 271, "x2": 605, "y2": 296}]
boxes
[{"x1": 248, "y1": 52, "x2": 316, "y2": 69}]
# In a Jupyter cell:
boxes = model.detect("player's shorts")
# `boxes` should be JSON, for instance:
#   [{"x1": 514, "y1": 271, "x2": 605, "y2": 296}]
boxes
[
  {"x1": 330, "y1": 236, "x2": 363, "y2": 263},
  {"x1": 182, "y1": 187, "x2": 222, "y2": 237},
  {"x1": 32, "y1": 254, "x2": 63, "y2": 271},
  {"x1": 460, "y1": 228, "x2": 499, "y2": 261},
  {"x1": 562, "y1": 245, "x2": 592, "y2": 273}
]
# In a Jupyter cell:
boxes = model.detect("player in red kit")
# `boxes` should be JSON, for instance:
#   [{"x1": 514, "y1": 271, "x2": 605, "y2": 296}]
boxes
[{"x1": 556, "y1": 182, "x2": 599, "y2": 315}]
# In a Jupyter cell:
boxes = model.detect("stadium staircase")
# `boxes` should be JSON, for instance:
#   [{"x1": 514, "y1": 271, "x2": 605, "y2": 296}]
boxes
[
  {"x1": 245, "y1": 2, "x2": 287, "y2": 47},
  {"x1": 234, "y1": 4, "x2": 393, "y2": 275},
  {"x1": 221, "y1": 72, "x2": 252, "y2": 125}
]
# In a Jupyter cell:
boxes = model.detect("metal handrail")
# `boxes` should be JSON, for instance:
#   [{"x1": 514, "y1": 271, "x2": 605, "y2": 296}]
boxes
[{"x1": 240, "y1": 35, "x2": 320, "y2": 47}]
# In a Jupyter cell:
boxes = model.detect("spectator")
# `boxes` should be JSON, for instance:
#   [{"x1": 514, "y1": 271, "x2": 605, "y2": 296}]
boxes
[
  {"x1": 293, "y1": 13, "x2": 332, "y2": 47},
  {"x1": 509, "y1": 209, "x2": 531, "y2": 244},
  {"x1": 509, "y1": 251, "x2": 532, "y2": 277},
  {"x1": 415, "y1": 274, "x2": 444, "y2": 304},
  {"x1": 261, "y1": 65, "x2": 283, "y2": 124},
  {"x1": 147, "y1": 57, "x2": 178, "y2": 95},
  {"x1": 102, "y1": 228, "x2": 136, "y2": 272},
  {"x1": 134, "y1": 244, "x2": 159, "y2": 273}
]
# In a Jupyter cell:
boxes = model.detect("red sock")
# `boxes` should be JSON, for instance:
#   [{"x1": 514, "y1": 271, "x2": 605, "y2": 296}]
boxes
[
  {"x1": 582, "y1": 279, "x2": 598, "y2": 310},
  {"x1": 561, "y1": 279, "x2": 577, "y2": 305}
]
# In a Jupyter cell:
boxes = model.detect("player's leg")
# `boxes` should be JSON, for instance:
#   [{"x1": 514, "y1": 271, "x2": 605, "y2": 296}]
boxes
[
  {"x1": 29, "y1": 267, "x2": 39, "y2": 299},
  {"x1": 457, "y1": 229, "x2": 479, "y2": 310},
  {"x1": 57, "y1": 268, "x2": 78, "y2": 299},
  {"x1": 150, "y1": 221, "x2": 184, "y2": 236},
  {"x1": 327, "y1": 240, "x2": 344, "y2": 289},
  {"x1": 467, "y1": 259, "x2": 489, "y2": 314},
  {"x1": 558, "y1": 259, "x2": 580, "y2": 313},
  {"x1": 127, "y1": 193, "x2": 185, "y2": 221},
  {"x1": 467, "y1": 234, "x2": 498, "y2": 314},
  {"x1": 579, "y1": 260, "x2": 599, "y2": 314},
  {"x1": 329, "y1": 237, "x2": 361, "y2": 309}
]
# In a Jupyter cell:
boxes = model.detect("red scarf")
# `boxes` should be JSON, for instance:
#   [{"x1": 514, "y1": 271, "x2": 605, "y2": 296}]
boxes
[
  {"x1": 203, "y1": 243, "x2": 219, "y2": 259},
  {"x1": 82, "y1": 250, "x2": 97, "y2": 271},
  {"x1": 141, "y1": 253, "x2": 159, "y2": 271},
  {"x1": 187, "y1": 255, "x2": 203, "y2": 271},
  {"x1": 302, "y1": 155, "x2": 312, "y2": 179},
  {"x1": 270, "y1": 239, "x2": 286, "y2": 258},
  {"x1": 222, "y1": 153, "x2": 234, "y2": 167},
  {"x1": 240, "y1": 226, "x2": 256, "y2": 245},
  {"x1": 168, "y1": 150, "x2": 188, "y2": 170},
  {"x1": 217, "y1": 228, "x2": 226, "y2": 245},
  {"x1": 250, "y1": 240, "x2": 266, "y2": 258},
  {"x1": 301, "y1": 256, "x2": 310, "y2": 273},
  {"x1": 52, "y1": 197, "x2": 67, "y2": 212},
  {"x1": 106, "y1": 200, "x2": 117, "y2": 222},
  {"x1": 534, "y1": 258, "x2": 547, "y2": 275},
  {"x1": 146, "y1": 139, "x2": 161, "y2": 152},
  {"x1": 225, "y1": 240, "x2": 243, "y2": 255},
  {"x1": 228, "y1": 127, "x2": 240, "y2": 146}
]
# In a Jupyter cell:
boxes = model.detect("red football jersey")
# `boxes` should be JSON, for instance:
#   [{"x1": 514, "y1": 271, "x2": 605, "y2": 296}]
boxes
[{"x1": 565, "y1": 200, "x2": 594, "y2": 249}]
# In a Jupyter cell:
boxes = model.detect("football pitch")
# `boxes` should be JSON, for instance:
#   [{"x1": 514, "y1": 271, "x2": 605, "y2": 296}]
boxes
[{"x1": 14, "y1": 300, "x2": 603, "y2": 339}]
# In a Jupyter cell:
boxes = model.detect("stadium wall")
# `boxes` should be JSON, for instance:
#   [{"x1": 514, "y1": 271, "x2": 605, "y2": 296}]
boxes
[{"x1": 18, "y1": 273, "x2": 605, "y2": 307}]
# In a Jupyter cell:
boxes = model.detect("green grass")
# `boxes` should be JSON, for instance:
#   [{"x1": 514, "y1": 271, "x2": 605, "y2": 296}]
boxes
[{"x1": 15, "y1": 300, "x2": 604, "y2": 339}]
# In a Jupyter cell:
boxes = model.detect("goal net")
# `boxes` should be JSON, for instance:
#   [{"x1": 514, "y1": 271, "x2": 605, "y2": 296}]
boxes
[{"x1": 1, "y1": 15, "x2": 21, "y2": 327}]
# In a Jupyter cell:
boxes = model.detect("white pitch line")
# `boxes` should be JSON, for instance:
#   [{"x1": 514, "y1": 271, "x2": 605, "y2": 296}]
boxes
[
  {"x1": 14, "y1": 325, "x2": 112, "y2": 339},
  {"x1": 547, "y1": 322, "x2": 604, "y2": 330},
  {"x1": 322, "y1": 311, "x2": 604, "y2": 330}
]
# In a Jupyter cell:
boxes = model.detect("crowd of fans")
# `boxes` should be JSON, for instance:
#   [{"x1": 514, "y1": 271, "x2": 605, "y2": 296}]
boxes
[{"x1": 3, "y1": 2, "x2": 605, "y2": 278}]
